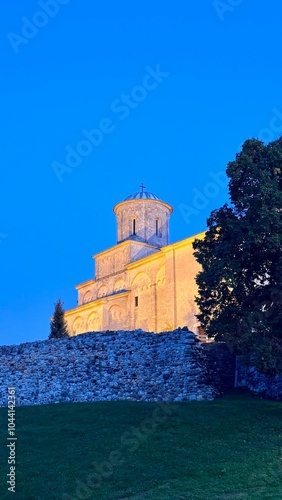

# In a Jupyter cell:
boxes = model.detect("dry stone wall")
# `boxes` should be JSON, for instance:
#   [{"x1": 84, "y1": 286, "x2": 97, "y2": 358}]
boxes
[
  {"x1": 237, "y1": 360, "x2": 282, "y2": 400},
  {"x1": 0, "y1": 328, "x2": 218, "y2": 407}
]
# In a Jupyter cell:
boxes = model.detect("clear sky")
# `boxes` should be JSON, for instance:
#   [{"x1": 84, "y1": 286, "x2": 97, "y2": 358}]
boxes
[{"x1": 1, "y1": 0, "x2": 282, "y2": 345}]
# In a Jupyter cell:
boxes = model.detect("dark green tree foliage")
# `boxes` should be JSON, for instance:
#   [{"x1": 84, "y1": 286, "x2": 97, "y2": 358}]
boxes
[
  {"x1": 193, "y1": 138, "x2": 282, "y2": 374},
  {"x1": 49, "y1": 298, "x2": 69, "y2": 339}
]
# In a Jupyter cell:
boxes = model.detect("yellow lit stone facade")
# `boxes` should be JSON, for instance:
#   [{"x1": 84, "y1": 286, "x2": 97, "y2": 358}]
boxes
[{"x1": 65, "y1": 189, "x2": 205, "y2": 338}]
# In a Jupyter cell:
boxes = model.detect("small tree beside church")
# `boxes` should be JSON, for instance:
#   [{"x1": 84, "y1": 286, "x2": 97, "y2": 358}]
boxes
[{"x1": 49, "y1": 299, "x2": 69, "y2": 339}]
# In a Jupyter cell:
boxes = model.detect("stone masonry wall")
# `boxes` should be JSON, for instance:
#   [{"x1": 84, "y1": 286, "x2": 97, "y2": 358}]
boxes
[
  {"x1": 237, "y1": 359, "x2": 282, "y2": 400},
  {"x1": 0, "y1": 328, "x2": 217, "y2": 407}
]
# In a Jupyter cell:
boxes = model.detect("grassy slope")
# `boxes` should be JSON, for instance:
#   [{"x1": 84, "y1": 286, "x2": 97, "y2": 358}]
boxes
[{"x1": 0, "y1": 391, "x2": 282, "y2": 500}]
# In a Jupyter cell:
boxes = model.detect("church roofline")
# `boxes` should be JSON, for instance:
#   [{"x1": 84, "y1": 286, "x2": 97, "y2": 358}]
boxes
[
  {"x1": 74, "y1": 231, "x2": 206, "y2": 289},
  {"x1": 75, "y1": 279, "x2": 95, "y2": 290},
  {"x1": 113, "y1": 197, "x2": 173, "y2": 214},
  {"x1": 92, "y1": 239, "x2": 160, "y2": 260},
  {"x1": 65, "y1": 290, "x2": 130, "y2": 317},
  {"x1": 64, "y1": 301, "x2": 102, "y2": 317},
  {"x1": 162, "y1": 230, "x2": 206, "y2": 252},
  {"x1": 126, "y1": 230, "x2": 206, "y2": 269}
]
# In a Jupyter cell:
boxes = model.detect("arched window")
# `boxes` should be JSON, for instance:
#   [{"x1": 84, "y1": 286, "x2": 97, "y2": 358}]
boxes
[
  {"x1": 156, "y1": 219, "x2": 159, "y2": 236},
  {"x1": 132, "y1": 218, "x2": 136, "y2": 235}
]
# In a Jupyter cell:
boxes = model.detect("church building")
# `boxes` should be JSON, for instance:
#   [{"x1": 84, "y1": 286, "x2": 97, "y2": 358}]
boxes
[{"x1": 64, "y1": 186, "x2": 205, "y2": 338}]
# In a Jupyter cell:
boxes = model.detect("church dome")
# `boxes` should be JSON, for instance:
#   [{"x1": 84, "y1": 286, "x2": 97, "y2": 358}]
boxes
[{"x1": 124, "y1": 190, "x2": 161, "y2": 201}]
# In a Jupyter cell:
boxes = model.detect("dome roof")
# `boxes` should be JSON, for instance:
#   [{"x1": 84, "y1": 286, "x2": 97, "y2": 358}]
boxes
[{"x1": 124, "y1": 191, "x2": 161, "y2": 201}]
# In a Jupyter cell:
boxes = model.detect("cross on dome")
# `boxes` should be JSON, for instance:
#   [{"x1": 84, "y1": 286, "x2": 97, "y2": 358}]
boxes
[{"x1": 123, "y1": 187, "x2": 162, "y2": 201}]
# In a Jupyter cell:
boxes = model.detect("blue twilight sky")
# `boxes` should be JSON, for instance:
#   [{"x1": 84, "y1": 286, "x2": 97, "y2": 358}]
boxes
[{"x1": 1, "y1": 0, "x2": 282, "y2": 346}]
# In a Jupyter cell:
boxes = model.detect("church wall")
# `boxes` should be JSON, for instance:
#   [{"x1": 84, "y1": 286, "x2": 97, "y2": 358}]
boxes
[
  {"x1": 163, "y1": 249, "x2": 177, "y2": 331},
  {"x1": 66, "y1": 237, "x2": 203, "y2": 336},
  {"x1": 103, "y1": 294, "x2": 130, "y2": 331},
  {"x1": 66, "y1": 269, "x2": 130, "y2": 335},
  {"x1": 87, "y1": 309, "x2": 102, "y2": 332},
  {"x1": 130, "y1": 271, "x2": 153, "y2": 331},
  {"x1": 77, "y1": 282, "x2": 95, "y2": 306},
  {"x1": 174, "y1": 244, "x2": 201, "y2": 332},
  {"x1": 155, "y1": 265, "x2": 169, "y2": 332},
  {"x1": 95, "y1": 241, "x2": 159, "y2": 286},
  {"x1": 129, "y1": 242, "x2": 159, "y2": 263},
  {"x1": 128, "y1": 241, "x2": 202, "y2": 334},
  {"x1": 67, "y1": 302, "x2": 104, "y2": 336},
  {"x1": 78, "y1": 268, "x2": 130, "y2": 308},
  {"x1": 128, "y1": 254, "x2": 167, "y2": 332},
  {"x1": 0, "y1": 328, "x2": 218, "y2": 407},
  {"x1": 95, "y1": 244, "x2": 130, "y2": 280}
]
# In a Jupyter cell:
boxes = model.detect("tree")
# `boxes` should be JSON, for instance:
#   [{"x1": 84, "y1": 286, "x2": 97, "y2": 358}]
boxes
[
  {"x1": 49, "y1": 298, "x2": 70, "y2": 339},
  {"x1": 193, "y1": 137, "x2": 282, "y2": 375}
]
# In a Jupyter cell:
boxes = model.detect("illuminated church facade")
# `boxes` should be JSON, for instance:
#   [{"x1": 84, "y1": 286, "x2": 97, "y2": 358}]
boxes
[{"x1": 65, "y1": 187, "x2": 205, "y2": 338}]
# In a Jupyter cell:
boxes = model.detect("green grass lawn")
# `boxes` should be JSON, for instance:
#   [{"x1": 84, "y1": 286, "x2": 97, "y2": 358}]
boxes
[{"x1": 0, "y1": 390, "x2": 282, "y2": 500}]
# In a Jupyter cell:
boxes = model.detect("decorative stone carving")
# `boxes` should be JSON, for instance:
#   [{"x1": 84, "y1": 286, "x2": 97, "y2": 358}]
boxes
[
  {"x1": 98, "y1": 285, "x2": 107, "y2": 298},
  {"x1": 109, "y1": 305, "x2": 125, "y2": 329},
  {"x1": 114, "y1": 278, "x2": 125, "y2": 292},
  {"x1": 72, "y1": 316, "x2": 84, "y2": 335},
  {"x1": 131, "y1": 272, "x2": 151, "y2": 290},
  {"x1": 87, "y1": 312, "x2": 99, "y2": 331},
  {"x1": 156, "y1": 265, "x2": 166, "y2": 286},
  {"x1": 83, "y1": 291, "x2": 92, "y2": 304}
]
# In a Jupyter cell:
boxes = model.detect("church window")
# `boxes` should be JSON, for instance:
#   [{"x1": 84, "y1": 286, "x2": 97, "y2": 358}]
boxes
[
  {"x1": 132, "y1": 218, "x2": 136, "y2": 235},
  {"x1": 156, "y1": 218, "x2": 162, "y2": 237},
  {"x1": 135, "y1": 296, "x2": 139, "y2": 307}
]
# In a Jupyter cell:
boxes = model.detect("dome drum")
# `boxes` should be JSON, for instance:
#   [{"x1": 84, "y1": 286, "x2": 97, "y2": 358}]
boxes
[{"x1": 113, "y1": 189, "x2": 173, "y2": 248}]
